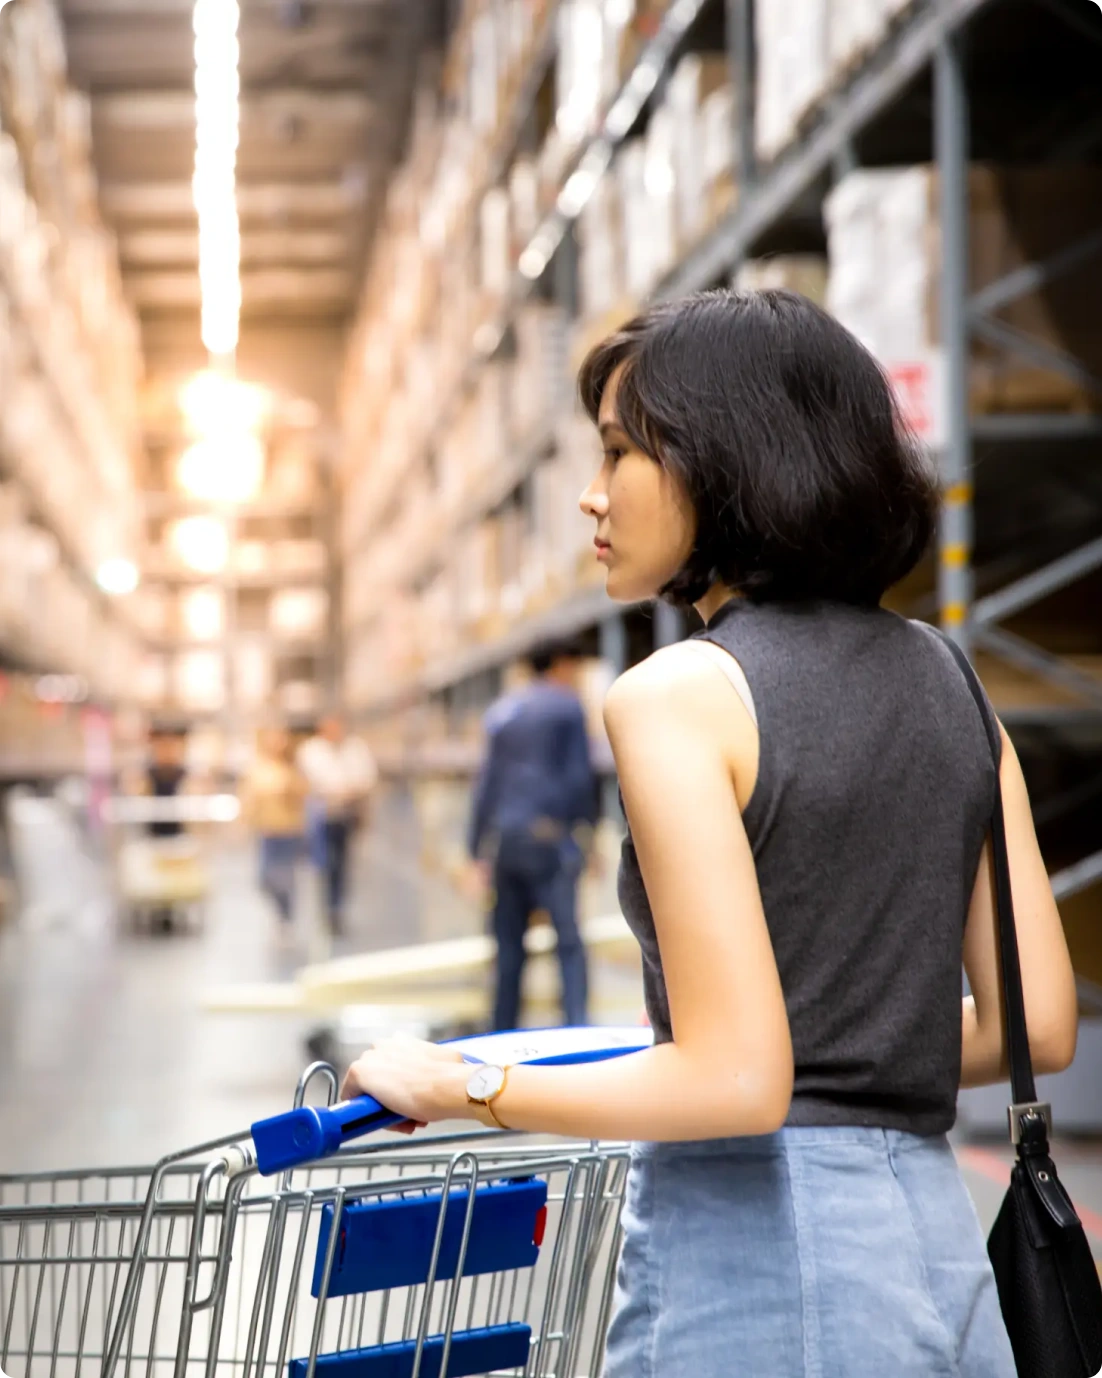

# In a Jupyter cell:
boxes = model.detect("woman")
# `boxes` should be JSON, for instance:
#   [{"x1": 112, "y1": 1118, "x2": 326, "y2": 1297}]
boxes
[
  {"x1": 341, "y1": 291, "x2": 1078, "y2": 1375},
  {"x1": 240, "y1": 727, "x2": 308, "y2": 937}
]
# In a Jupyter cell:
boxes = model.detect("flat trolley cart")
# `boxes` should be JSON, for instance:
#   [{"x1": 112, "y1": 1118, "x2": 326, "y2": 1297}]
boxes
[
  {"x1": 101, "y1": 794, "x2": 239, "y2": 934},
  {"x1": 0, "y1": 1055, "x2": 637, "y2": 1378}
]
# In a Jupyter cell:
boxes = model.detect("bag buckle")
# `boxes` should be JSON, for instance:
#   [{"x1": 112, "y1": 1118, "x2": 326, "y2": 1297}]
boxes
[{"x1": 1007, "y1": 1101, "x2": 1052, "y2": 1145}]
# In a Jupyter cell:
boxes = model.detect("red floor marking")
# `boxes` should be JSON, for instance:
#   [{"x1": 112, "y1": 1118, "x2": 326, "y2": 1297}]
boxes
[{"x1": 957, "y1": 1145, "x2": 1102, "y2": 1242}]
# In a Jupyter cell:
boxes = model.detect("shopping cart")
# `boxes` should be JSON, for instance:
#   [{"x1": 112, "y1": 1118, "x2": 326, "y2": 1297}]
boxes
[
  {"x1": 0, "y1": 1057, "x2": 633, "y2": 1378},
  {"x1": 101, "y1": 794, "x2": 239, "y2": 934}
]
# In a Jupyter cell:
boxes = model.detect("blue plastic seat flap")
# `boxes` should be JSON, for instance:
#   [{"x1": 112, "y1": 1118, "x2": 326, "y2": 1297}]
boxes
[{"x1": 311, "y1": 1178, "x2": 548, "y2": 1299}]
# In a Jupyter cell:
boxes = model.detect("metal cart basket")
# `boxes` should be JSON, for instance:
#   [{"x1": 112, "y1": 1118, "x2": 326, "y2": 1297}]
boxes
[{"x1": 0, "y1": 1066, "x2": 629, "y2": 1378}]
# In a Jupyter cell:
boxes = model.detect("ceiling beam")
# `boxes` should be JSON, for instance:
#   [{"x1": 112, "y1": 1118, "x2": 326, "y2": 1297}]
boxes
[
  {"x1": 120, "y1": 228, "x2": 350, "y2": 267},
  {"x1": 101, "y1": 180, "x2": 368, "y2": 220},
  {"x1": 93, "y1": 88, "x2": 374, "y2": 130},
  {"x1": 127, "y1": 268, "x2": 353, "y2": 310}
]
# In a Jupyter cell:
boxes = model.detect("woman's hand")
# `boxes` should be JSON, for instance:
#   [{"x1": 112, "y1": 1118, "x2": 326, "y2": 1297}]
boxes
[{"x1": 340, "y1": 1034, "x2": 474, "y2": 1135}]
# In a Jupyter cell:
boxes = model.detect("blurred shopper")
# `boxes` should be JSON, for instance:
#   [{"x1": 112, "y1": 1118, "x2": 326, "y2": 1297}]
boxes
[
  {"x1": 138, "y1": 726, "x2": 190, "y2": 931},
  {"x1": 344, "y1": 291, "x2": 1079, "y2": 1376},
  {"x1": 240, "y1": 727, "x2": 307, "y2": 936},
  {"x1": 145, "y1": 727, "x2": 188, "y2": 839},
  {"x1": 468, "y1": 639, "x2": 598, "y2": 1030},
  {"x1": 297, "y1": 716, "x2": 377, "y2": 935}
]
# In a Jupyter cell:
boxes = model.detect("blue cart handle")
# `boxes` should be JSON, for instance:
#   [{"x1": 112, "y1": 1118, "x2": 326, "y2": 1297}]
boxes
[
  {"x1": 251, "y1": 1027, "x2": 655, "y2": 1175},
  {"x1": 252, "y1": 1094, "x2": 406, "y2": 1176}
]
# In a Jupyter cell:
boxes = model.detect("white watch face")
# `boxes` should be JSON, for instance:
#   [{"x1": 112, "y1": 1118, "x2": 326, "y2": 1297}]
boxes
[{"x1": 467, "y1": 1064, "x2": 506, "y2": 1102}]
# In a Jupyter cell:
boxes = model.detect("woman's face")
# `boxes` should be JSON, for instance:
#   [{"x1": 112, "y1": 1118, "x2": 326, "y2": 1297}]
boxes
[{"x1": 579, "y1": 364, "x2": 696, "y2": 603}]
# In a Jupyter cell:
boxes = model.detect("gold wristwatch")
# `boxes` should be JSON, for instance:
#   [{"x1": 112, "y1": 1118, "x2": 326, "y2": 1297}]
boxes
[{"x1": 465, "y1": 1063, "x2": 510, "y2": 1129}]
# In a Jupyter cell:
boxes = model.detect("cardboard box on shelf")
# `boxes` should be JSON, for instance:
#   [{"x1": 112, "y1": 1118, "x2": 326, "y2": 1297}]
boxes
[
  {"x1": 179, "y1": 586, "x2": 226, "y2": 643},
  {"x1": 643, "y1": 104, "x2": 677, "y2": 286},
  {"x1": 616, "y1": 139, "x2": 656, "y2": 302},
  {"x1": 508, "y1": 154, "x2": 541, "y2": 253},
  {"x1": 468, "y1": 4, "x2": 501, "y2": 136},
  {"x1": 266, "y1": 436, "x2": 317, "y2": 506},
  {"x1": 512, "y1": 302, "x2": 570, "y2": 442},
  {"x1": 616, "y1": 0, "x2": 672, "y2": 86},
  {"x1": 555, "y1": 0, "x2": 607, "y2": 149},
  {"x1": 577, "y1": 172, "x2": 624, "y2": 322},
  {"x1": 828, "y1": 0, "x2": 889, "y2": 74},
  {"x1": 269, "y1": 538, "x2": 328, "y2": 578},
  {"x1": 235, "y1": 642, "x2": 273, "y2": 710},
  {"x1": 270, "y1": 588, "x2": 329, "y2": 641},
  {"x1": 754, "y1": 0, "x2": 829, "y2": 161},
  {"x1": 668, "y1": 53, "x2": 732, "y2": 252},
  {"x1": 135, "y1": 653, "x2": 169, "y2": 707},
  {"x1": 173, "y1": 650, "x2": 225, "y2": 714},
  {"x1": 826, "y1": 165, "x2": 1102, "y2": 425},
  {"x1": 699, "y1": 82, "x2": 737, "y2": 229}
]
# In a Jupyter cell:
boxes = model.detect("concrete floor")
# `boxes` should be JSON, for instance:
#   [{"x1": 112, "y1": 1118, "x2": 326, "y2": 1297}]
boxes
[{"x1": 1, "y1": 786, "x2": 1100, "y2": 1267}]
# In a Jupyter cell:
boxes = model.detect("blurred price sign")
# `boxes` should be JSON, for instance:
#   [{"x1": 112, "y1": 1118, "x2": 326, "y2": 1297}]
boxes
[{"x1": 886, "y1": 351, "x2": 946, "y2": 449}]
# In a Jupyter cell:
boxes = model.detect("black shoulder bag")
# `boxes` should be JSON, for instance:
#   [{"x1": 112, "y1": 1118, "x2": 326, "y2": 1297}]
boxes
[{"x1": 942, "y1": 634, "x2": 1102, "y2": 1378}]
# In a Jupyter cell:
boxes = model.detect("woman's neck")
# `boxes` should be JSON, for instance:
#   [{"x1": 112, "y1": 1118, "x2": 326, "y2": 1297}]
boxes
[{"x1": 694, "y1": 583, "x2": 738, "y2": 625}]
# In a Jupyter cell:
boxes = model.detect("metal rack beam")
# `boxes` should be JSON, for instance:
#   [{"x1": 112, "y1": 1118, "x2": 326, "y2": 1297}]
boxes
[
  {"x1": 971, "y1": 413, "x2": 1102, "y2": 442},
  {"x1": 968, "y1": 227, "x2": 1102, "y2": 319},
  {"x1": 974, "y1": 626, "x2": 1102, "y2": 715},
  {"x1": 972, "y1": 535, "x2": 1102, "y2": 628},
  {"x1": 1051, "y1": 849, "x2": 1102, "y2": 903}
]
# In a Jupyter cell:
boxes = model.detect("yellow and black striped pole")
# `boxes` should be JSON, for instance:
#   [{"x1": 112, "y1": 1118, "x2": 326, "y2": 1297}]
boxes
[{"x1": 935, "y1": 36, "x2": 973, "y2": 655}]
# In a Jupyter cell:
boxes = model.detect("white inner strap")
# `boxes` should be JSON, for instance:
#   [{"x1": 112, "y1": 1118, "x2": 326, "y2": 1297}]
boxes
[{"x1": 680, "y1": 639, "x2": 759, "y2": 727}]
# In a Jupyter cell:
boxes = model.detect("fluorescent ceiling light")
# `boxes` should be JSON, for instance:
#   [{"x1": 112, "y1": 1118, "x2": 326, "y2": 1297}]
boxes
[
  {"x1": 180, "y1": 370, "x2": 268, "y2": 436},
  {"x1": 96, "y1": 558, "x2": 140, "y2": 595},
  {"x1": 177, "y1": 433, "x2": 265, "y2": 503},
  {"x1": 170, "y1": 516, "x2": 230, "y2": 573}
]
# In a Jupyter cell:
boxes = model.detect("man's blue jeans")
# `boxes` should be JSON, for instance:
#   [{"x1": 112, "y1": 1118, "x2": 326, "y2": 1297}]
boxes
[
  {"x1": 490, "y1": 829, "x2": 588, "y2": 1030},
  {"x1": 259, "y1": 834, "x2": 301, "y2": 923}
]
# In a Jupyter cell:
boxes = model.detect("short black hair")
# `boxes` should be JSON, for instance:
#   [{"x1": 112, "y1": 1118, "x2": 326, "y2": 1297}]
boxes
[
  {"x1": 578, "y1": 289, "x2": 938, "y2": 606},
  {"x1": 526, "y1": 638, "x2": 586, "y2": 676}
]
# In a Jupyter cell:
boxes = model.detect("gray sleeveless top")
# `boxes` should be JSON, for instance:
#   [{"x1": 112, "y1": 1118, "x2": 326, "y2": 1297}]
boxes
[{"x1": 617, "y1": 599, "x2": 998, "y2": 1135}]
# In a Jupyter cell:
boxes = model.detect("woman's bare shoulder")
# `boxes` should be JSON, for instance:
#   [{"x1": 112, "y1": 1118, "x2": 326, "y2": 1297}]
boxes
[{"x1": 604, "y1": 642, "x2": 747, "y2": 727}]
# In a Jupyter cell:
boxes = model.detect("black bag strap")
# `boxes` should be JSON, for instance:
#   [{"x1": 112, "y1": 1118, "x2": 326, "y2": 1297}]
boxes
[{"x1": 935, "y1": 633, "x2": 1038, "y2": 1110}]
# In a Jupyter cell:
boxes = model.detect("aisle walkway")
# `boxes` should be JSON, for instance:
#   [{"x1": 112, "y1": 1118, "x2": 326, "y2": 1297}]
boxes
[{"x1": 0, "y1": 788, "x2": 476, "y2": 1172}]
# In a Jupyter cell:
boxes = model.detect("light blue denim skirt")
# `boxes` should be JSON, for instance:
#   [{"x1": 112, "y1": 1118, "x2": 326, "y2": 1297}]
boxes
[{"x1": 602, "y1": 1126, "x2": 1015, "y2": 1377}]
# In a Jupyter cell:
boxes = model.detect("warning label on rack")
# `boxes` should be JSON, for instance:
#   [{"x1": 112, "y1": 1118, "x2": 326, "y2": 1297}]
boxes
[{"x1": 886, "y1": 352, "x2": 946, "y2": 450}]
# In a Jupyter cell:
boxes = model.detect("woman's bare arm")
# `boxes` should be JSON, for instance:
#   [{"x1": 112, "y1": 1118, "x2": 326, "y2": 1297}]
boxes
[{"x1": 960, "y1": 724, "x2": 1078, "y2": 1087}]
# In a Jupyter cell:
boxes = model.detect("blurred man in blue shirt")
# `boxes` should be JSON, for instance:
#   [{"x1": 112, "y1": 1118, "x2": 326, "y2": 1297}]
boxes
[{"x1": 468, "y1": 639, "x2": 598, "y2": 1030}]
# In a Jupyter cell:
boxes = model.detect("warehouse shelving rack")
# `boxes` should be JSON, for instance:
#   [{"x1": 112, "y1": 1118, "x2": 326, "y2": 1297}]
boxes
[{"x1": 349, "y1": 0, "x2": 1102, "y2": 913}]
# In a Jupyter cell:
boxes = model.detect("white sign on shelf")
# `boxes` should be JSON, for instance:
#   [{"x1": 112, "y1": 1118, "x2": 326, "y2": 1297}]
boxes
[{"x1": 885, "y1": 350, "x2": 946, "y2": 451}]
